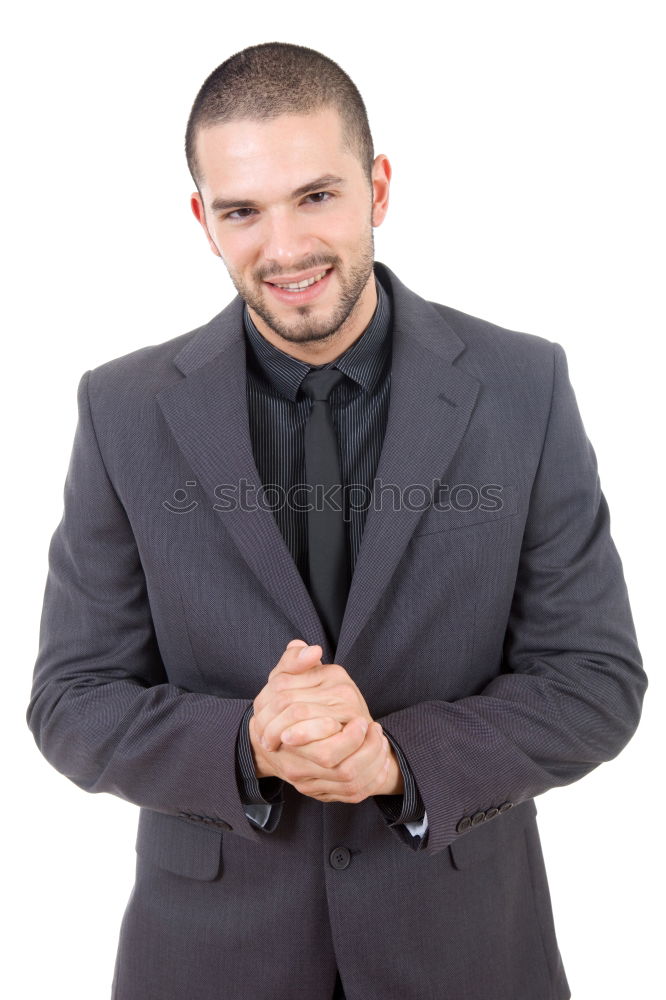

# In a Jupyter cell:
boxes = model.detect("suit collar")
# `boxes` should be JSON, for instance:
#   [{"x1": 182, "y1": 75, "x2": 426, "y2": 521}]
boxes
[
  {"x1": 171, "y1": 261, "x2": 466, "y2": 376},
  {"x1": 157, "y1": 260, "x2": 479, "y2": 664}
]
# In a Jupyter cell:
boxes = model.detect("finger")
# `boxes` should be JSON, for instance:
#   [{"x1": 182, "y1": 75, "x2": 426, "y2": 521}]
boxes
[
  {"x1": 290, "y1": 717, "x2": 375, "y2": 770},
  {"x1": 280, "y1": 717, "x2": 343, "y2": 747},
  {"x1": 296, "y1": 726, "x2": 390, "y2": 802},
  {"x1": 286, "y1": 717, "x2": 381, "y2": 790},
  {"x1": 259, "y1": 699, "x2": 348, "y2": 751},
  {"x1": 269, "y1": 642, "x2": 323, "y2": 681},
  {"x1": 334, "y1": 722, "x2": 389, "y2": 778},
  {"x1": 254, "y1": 677, "x2": 357, "y2": 747},
  {"x1": 270, "y1": 663, "x2": 335, "y2": 694},
  {"x1": 254, "y1": 642, "x2": 323, "y2": 716}
]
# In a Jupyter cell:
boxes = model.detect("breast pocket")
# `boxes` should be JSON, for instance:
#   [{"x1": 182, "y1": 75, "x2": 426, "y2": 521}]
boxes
[
  {"x1": 135, "y1": 808, "x2": 224, "y2": 881},
  {"x1": 412, "y1": 483, "x2": 519, "y2": 537}
]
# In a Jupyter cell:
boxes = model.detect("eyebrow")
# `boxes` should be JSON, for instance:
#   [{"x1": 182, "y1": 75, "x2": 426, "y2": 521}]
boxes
[{"x1": 209, "y1": 174, "x2": 346, "y2": 214}]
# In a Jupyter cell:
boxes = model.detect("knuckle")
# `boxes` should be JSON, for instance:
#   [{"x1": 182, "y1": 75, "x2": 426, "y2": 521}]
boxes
[
  {"x1": 337, "y1": 761, "x2": 354, "y2": 783},
  {"x1": 281, "y1": 762, "x2": 301, "y2": 783},
  {"x1": 341, "y1": 768, "x2": 360, "y2": 792},
  {"x1": 275, "y1": 692, "x2": 291, "y2": 712}
]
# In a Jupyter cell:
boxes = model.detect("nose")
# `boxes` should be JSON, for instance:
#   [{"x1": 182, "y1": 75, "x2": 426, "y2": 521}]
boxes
[{"x1": 259, "y1": 208, "x2": 317, "y2": 276}]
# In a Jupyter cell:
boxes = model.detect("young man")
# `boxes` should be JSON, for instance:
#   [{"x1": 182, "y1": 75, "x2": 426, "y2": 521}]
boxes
[{"x1": 27, "y1": 42, "x2": 646, "y2": 1000}]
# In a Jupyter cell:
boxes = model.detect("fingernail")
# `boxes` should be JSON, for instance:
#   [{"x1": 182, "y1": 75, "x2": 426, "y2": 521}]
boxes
[{"x1": 297, "y1": 646, "x2": 311, "y2": 660}]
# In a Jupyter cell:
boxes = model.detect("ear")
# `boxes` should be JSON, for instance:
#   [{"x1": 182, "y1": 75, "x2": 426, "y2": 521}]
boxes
[
  {"x1": 370, "y1": 154, "x2": 392, "y2": 228},
  {"x1": 190, "y1": 192, "x2": 222, "y2": 257}
]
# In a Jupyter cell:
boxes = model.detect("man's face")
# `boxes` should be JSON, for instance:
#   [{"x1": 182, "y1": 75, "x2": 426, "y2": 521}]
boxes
[{"x1": 191, "y1": 106, "x2": 390, "y2": 348}]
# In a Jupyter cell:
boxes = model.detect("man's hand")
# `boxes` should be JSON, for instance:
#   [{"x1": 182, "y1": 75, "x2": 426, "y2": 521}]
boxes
[{"x1": 249, "y1": 640, "x2": 402, "y2": 802}]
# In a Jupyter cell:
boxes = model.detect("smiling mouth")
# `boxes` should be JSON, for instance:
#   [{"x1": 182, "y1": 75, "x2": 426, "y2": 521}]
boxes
[{"x1": 265, "y1": 268, "x2": 332, "y2": 291}]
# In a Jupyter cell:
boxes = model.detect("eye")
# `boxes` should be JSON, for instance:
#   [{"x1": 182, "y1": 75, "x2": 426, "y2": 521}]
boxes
[
  {"x1": 226, "y1": 208, "x2": 255, "y2": 221},
  {"x1": 223, "y1": 191, "x2": 334, "y2": 222},
  {"x1": 305, "y1": 191, "x2": 333, "y2": 205}
]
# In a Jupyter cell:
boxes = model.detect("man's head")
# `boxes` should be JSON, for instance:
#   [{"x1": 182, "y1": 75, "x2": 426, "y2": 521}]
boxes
[{"x1": 186, "y1": 42, "x2": 391, "y2": 357}]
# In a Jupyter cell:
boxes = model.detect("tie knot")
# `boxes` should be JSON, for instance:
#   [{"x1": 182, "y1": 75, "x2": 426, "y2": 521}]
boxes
[{"x1": 300, "y1": 367, "x2": 346, "y2": 403}]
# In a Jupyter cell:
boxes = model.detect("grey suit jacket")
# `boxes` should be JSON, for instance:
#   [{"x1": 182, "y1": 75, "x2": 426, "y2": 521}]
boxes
[{"x1": 27, "y1": 260, "x2": 646, "y2": 1000}]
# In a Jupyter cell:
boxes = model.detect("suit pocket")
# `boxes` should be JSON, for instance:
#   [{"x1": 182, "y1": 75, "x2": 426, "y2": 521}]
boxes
[
  {"x1": 412, "y1": 483, "x2": 519, "y2": 536},
  {"x1": 135, "y1": 808, "x2": 224, "y2": 881},
  {"x1": 448, "y1": 799, "x2": 537, "y2": 870}
]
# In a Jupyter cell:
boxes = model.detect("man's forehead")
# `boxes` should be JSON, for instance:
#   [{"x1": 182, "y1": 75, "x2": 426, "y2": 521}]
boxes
[
  {"x1": 196, "y1": 107, "x2": 345, "y2": 161},
  {"x1": 195, "y1": 112, "x2": 353, "y2": 202}
]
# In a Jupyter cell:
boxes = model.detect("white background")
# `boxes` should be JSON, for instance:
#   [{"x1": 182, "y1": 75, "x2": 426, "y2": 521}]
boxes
[{"x1": 4, "y1": 1, "x2": 663, "y2": 997}]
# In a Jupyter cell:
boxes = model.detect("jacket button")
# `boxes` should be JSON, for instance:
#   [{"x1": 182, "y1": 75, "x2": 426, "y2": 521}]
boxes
[
  {"x1": 471, "y1": 811, "x2": 486, "y2": 826},
  {"x1": 456, "y1": 816, "x2": 472, "y2": 833},
  {"x1": 329, "y1": 847, "x2": 351, "y2": 870},
  {"x1": 498, "y1": 801, "x2": 513, "y2": 813},
  {"x1": 485, "y1": 807, "x2": 499, "y2": 820}
]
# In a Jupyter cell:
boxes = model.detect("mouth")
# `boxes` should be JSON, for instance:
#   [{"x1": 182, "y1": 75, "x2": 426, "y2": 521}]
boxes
[{"x1": 263, "y1": 267, "x2": 334, "y2": 305}]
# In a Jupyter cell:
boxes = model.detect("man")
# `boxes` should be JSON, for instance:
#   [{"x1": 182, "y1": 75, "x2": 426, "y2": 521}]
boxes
[{"x1": 27, "y1": 41, "x2": 646, "y2": 1000}]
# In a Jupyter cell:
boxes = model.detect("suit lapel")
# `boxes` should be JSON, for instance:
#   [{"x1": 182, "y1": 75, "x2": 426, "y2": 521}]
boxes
[
  {"x1": 155, "y1": 262, "x2": 480, "y2": 662},
  {"x1": 335, "y1": 263, "x2": 480, "y2": 660},
  {"x1": 155, "y1": 296, "x2": 325, "y2": 645}
]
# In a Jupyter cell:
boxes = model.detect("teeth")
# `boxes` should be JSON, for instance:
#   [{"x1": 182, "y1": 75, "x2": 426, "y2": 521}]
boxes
[{"x1": 273, "y1": 270, "x2": 329, "y2": 290}]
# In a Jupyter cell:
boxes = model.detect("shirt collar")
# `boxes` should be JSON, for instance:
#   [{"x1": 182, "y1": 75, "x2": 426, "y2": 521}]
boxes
[{"x1": 243, "y1": 272, "x2": 392, "y2": 402}]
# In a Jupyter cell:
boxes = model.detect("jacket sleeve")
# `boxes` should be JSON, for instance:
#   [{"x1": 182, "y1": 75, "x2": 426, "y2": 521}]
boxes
[
  {"x1": 375, "y1": 342, "x2": 647, "y2": 856},
  {"x1": 26, "y1": 370, "x2": 274, "y2": 843}
]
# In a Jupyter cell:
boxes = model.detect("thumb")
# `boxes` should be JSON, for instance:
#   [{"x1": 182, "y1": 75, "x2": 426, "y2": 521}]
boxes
[{"x1": 284, "y1": 641, "x2": 323, "y2": 673}]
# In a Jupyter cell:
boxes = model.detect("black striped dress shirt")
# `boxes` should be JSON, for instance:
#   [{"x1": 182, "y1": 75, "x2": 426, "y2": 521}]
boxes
[{"x1": 235, "y1": 271, "x2": 427, "y2": 842}]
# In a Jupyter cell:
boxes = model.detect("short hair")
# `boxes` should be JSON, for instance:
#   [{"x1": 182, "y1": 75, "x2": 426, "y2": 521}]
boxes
[{"x1": 185, "y1": 42, "x2": 375, "y2": 192}]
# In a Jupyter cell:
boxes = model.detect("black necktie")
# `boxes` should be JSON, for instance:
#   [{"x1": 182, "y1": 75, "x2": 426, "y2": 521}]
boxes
[{"x1": 300, "y1": 367, "x2": 350, "y2": 649}]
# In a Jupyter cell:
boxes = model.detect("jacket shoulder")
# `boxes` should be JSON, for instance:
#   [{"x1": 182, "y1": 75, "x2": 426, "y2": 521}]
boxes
[
  {"x1": 431, "y1": 301, "x2": 557, "y2": 368},
  {"x1": 427, "y1": 301, "x2": 562, "y2": 413},
  {"x1": 87, "y1": 325, "x2": 198, "y2": 395},
  {"x1": 82, "y1": 309, "x2": 229, "y2": 421}
]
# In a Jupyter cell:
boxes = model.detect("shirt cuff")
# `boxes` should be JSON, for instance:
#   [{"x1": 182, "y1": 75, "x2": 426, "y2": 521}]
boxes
[
  {"x1": 236, "y1": 703, "x2": 285, "y2": 807},
  {"x1": 244, "y1": 801, "x2": 284, "y2": 832},
  {"x1": 373, "y1": 727, "x2": 427, "y2": 828}
]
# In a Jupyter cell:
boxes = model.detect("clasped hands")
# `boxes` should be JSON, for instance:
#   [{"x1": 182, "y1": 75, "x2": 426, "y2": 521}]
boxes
[{"x1": 249, "y1": 640, "x2": 403, "y2": 803}]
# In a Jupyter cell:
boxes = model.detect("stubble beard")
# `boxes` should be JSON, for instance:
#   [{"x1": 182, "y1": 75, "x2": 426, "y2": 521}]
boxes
[{"x1": 229, "y1": 225, "x2": 376, "y2": 347}]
